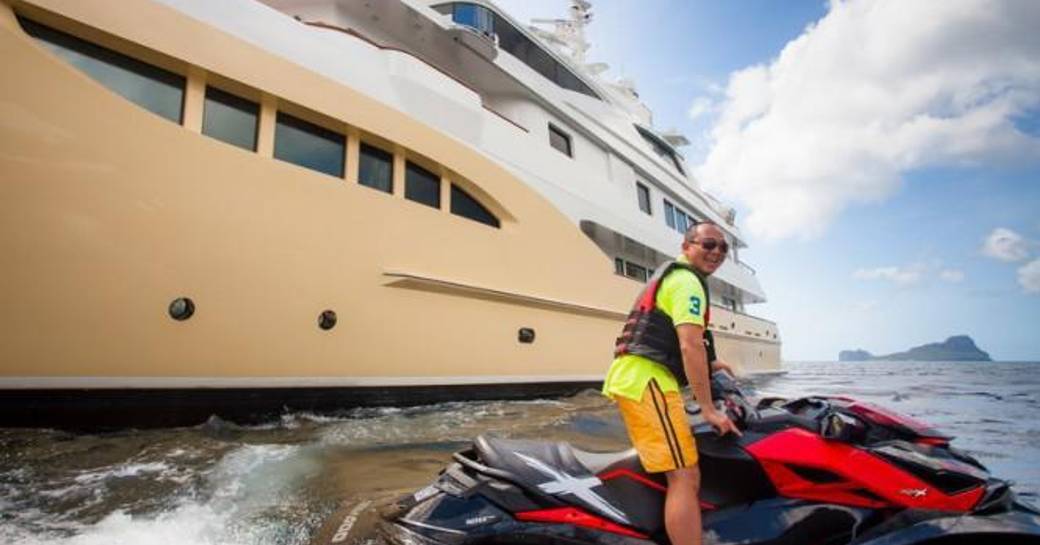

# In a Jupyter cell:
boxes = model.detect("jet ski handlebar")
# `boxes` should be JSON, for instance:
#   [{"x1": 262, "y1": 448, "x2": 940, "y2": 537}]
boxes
[
  {"x1": 711, "y1": 371, "x2": 757, "y2": 428},
  {"x1": 685, "y1": 372, "x2": 757, "y2": 429}
]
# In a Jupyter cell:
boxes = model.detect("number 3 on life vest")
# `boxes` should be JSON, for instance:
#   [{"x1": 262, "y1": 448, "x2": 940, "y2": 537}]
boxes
[{"x1": 689, "y1": 295, "x2": 701, "y2": 316}]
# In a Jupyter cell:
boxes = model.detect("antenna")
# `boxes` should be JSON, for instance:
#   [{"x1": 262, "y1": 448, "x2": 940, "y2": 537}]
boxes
[{"x1": 527, "y1": 0, "x2": 593, "y2": 64}]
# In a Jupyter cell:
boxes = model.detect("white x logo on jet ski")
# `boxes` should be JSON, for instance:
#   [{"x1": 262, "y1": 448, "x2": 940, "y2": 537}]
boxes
[{"x1": 514, "y1": 452, "x2": 630, "y2": 524}]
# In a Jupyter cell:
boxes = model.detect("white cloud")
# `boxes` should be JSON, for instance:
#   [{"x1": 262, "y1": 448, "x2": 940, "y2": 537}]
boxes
[
  {"x1": 853, "y1": 300, "x2": 879, "y2": 312},
  {"x1": 695, "y1": 0, "x2": 1040, "y2": 240},
  {"x1": 939, "y1": 269, "x2": 965, "y2": 283},
  {"x1": 1019, "y1": 259, "x2": 1040, "y2": 293},
  {"x1": 981, "y1": 227, "x2": 1030, "y2": 262},
  {"x1": 688, "y1": 97, "x2": 715, "y2": 123},
  {"x1": 853, "y1": 265, "x2": 924, "y2": 286},
  {"x1": 856, "y1": 263, "x2": 967, "y2": 286}
]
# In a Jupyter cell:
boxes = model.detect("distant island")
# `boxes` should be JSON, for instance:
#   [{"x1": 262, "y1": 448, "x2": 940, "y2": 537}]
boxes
[{"x1": 839, "y1": 335, "x2": 992, "y2": 362}]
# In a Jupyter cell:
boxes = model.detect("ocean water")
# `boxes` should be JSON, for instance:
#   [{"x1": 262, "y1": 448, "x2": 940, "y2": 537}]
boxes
[{"x1": 1, "y1": 361, "x2": 1037, "y2": 545}]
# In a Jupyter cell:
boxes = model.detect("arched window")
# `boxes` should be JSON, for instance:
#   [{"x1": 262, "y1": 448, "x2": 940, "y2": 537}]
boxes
[{"x1": 451, "y1": 185, "x2": 499, "y2": 228}]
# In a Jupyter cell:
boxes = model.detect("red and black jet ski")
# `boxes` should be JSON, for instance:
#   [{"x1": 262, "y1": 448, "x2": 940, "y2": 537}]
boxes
[{"x1": 378, "y1": 373, "x2": 1040, "y2": 545}]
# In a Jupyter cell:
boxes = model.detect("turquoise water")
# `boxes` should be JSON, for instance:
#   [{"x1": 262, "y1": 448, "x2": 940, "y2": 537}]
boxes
[{"x1": 1, "y1": 361, "x2": 1037, "y2": 544}]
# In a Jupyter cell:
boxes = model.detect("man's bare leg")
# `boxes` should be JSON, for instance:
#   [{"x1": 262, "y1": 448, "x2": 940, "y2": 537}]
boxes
[{"x1": 664, "y1": 466, "x2": 702, "y2": 545}]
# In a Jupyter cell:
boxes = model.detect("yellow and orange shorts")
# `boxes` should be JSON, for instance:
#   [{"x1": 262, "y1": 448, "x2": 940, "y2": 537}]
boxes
[{"x1": 617, "y1": 380, "x2": 698, "y2": 473}]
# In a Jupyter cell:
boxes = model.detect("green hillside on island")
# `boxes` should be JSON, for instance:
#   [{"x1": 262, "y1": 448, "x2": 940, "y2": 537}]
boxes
[{"x1": 839, "y1": 335, "x2": 992, "y2": 362}]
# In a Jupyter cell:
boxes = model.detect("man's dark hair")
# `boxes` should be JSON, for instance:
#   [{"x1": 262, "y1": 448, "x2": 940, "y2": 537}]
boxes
[{"x1": 684, "y1": 219, "x2": 719, "y2": 242}]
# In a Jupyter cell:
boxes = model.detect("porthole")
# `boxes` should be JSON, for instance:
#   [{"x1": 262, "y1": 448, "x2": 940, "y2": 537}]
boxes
[
  {"x1": 318, "y1": 310, "x2": 337, "y2": 330},
  {"x1": 518, "y1": 327, "x2": 535, "y2": 344},
  {"x1": 168, "y1": 297, "x2": 195, "y2": 321}
]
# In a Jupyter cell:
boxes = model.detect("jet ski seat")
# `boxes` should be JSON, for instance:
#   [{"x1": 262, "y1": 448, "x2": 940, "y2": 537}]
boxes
[
  {"x1": 474, "y1": 435, "x2": 638, "y2": 476},
  {"x1": 572, "y1": 446, "x2": 640, "y2": 475}
]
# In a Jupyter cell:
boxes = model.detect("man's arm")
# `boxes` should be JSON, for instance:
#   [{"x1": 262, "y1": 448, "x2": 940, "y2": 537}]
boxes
[
  {"x1": 711, "y1": 359, "x2": 736, "y2": 377},
  {"x1": 702, "y1": 328, "x2": 736, "y2": 376},
  {"x1": 677, "y1": 323, "x2": 740, "y2": 436}
]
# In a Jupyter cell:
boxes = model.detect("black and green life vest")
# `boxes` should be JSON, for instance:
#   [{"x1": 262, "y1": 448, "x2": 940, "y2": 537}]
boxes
[{"x1": 613, "y1": 261, "x2": 716, "y2": 385}]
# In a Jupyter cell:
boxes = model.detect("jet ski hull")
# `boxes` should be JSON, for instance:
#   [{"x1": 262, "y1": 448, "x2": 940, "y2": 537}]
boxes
[{"x1": 376, "y1": 375, "x2": 1040, "y2": 545}]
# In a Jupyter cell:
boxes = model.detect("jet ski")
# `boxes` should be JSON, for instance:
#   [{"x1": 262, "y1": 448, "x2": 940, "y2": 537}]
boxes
[{"x1": 376, "y1": 373, "x2": 1040, "y2": 545}]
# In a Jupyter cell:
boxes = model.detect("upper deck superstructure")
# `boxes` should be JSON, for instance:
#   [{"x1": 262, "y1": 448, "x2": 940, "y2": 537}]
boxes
[{"x1": 230, "y1": 0, "x2": 766, "y2": 309}]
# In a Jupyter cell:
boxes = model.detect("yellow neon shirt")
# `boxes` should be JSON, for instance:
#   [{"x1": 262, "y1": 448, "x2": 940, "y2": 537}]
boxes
[{"x1": 602, "y1": 256, "x2": 707, "y2": 401}]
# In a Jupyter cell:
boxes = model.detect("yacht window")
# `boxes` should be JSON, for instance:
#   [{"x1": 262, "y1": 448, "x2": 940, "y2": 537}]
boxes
[
  {"x1": 556, "y1": 68, "x2": 589, "y2": 97},
  {"x1": 496, "y1": 20, "x2": 538, "y2": 70},
  {"x1": 664, "y1": 200, "x2": 695, "y2": 234},
  {"x1": 405, "y1": 161, "x2": 441, "y2": 209},
  {"x1": 614, "y1": 258, "x2": 625, "y2": 275},
  {"x1": 203, "y1": 87, "x2": 258, "y2": 151},
  {"x1": 548, "y1": 124, "x2": 572, "y2": 157},
  {"x1": 664, "y1": 200, "x2": 676, "y2": 229},
  {"x1": 497, "y1": 17, "x2": 597, "y2": 98},
  {"x1": 673, "y1": 156, "x2": 686, "y2": 176},
  {"x1": 624, "y1": 262, "x2": 648, "y2": 282},
  {"x1": 274, "y1": 112, "x2": 345, "y2": 178},
  {"x1": 19, "y1": 17, "x2": 185, "y2": 123},
  {"x1": 451, "y1": 185, "x2": 500, "y2": 228},
  {"x1": 636, "y1": 125, "x2": 686, "y2": 176},
  {"x1": 676, "y1": 210, "x2": 689, "y2": 233},
  {"x1": 359, "y1": 143, "x2": 393, "y2": 193},
  {"x1": 448, "y1": 3, "x2": 494, "y2": 37},
  {"x1": 636, "y1": 182, "x2": 652, "y2": 215},
  {"x1": 434, "y1": 3, "x2": 600, "y2": 99},
  {"x1": 524, "y1": 42, "x2": 558, "y2": 82}
]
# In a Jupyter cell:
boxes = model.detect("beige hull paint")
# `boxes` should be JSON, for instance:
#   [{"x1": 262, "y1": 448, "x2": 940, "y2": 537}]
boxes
[{"x1": 0, "y1": 0, "x2": 779, "y2": 388}]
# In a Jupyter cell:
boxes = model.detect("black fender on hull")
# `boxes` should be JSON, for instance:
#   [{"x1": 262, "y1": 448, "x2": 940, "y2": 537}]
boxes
[
  {"x1": 852, "y1": 506, "x2": 1040, "y2": 545},
  {"x1": 704, "y1": 498, "x2": 874, "y2": 544}
]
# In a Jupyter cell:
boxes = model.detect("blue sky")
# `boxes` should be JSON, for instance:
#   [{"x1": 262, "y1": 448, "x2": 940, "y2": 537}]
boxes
[{"x1": 496, "y1": 1, "x2": 1040, "y2": 361}]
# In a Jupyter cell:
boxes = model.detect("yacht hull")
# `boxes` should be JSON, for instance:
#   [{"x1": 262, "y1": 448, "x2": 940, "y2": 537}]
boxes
[{"x1": 0, "y1": 0, "x2": 779, "y2": 428}]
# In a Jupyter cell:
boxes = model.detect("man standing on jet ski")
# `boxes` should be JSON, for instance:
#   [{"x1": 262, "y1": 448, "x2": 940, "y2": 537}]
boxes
[{"x1": 604, "y1": 221, "x2": 740, "y2": 545}]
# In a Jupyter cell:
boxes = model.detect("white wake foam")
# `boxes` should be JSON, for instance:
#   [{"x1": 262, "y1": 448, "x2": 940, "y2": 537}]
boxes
[{"x1": 2, "y1": 444, "x2": 318, "y2": 545}]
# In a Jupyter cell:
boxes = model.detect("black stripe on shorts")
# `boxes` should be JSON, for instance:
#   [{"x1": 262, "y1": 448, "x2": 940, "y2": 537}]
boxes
[{"x1": 649, "y1": 380, "x2": 684, "y2": 468}]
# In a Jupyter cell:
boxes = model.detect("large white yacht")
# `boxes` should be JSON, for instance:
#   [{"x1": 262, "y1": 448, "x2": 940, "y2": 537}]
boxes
[{"x1": 0, "y1": 0, "x2": 780, "y2": 428}]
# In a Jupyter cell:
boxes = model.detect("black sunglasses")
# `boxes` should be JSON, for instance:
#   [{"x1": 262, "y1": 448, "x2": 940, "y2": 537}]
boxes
[{"x1": 689, "y1": 237, "x2": 729, "y2": 253}]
